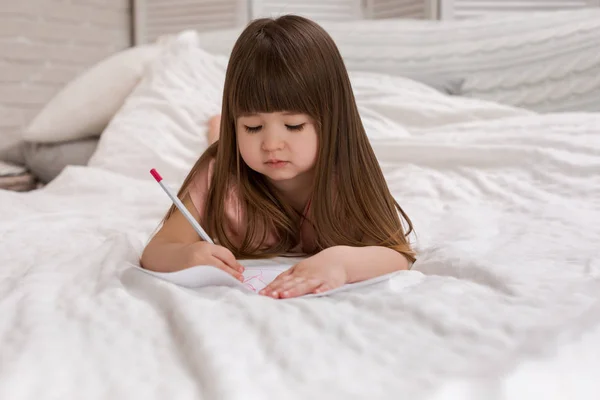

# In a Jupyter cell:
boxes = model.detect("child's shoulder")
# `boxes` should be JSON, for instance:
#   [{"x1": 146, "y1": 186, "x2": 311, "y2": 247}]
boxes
[
  {"x1": 188, "y1": 157, "x2": 216, "y2": 195},
  {"x1": 187, "y1": 157, "x2": 250, "y2": 243},
  {"x1": 188, "y1": 157, "x2": 240, "y2": 209}
]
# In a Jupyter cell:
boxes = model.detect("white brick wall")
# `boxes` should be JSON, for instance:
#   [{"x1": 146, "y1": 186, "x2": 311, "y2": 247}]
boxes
[{"x1": 0, "y1": 0, "x2": 131, "y2": 149}]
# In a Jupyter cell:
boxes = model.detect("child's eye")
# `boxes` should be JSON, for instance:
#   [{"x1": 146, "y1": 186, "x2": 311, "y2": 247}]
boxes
[
  {"x1": 286, "y1": 124, "x2": 305, "y2": 132},
  {"x1": 244, "y1": 125, "x2": 262, "y2": 133}
]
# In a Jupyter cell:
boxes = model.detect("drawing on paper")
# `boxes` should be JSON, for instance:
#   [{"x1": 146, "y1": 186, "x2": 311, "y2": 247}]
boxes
[{"x1": 242, "y1": 266, "x2": 290, "y2": 293}]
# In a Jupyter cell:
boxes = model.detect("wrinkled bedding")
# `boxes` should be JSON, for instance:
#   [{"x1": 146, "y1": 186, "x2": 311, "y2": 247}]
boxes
[{"x1": 1, "y1": 46, "x2": 599, "y2": 399}]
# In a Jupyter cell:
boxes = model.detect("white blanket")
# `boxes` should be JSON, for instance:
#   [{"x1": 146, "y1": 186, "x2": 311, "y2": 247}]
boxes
[{"x1": 1, "y1": 45, "x2": 600, "y2": 399}]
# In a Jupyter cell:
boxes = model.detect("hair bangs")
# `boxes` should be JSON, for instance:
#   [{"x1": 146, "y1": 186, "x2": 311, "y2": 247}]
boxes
[{"x1": 229, "y1": 41, "x2": 314, "y2": 118}]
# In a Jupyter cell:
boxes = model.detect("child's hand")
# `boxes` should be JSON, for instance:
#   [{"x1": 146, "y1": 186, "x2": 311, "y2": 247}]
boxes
[
  {"x1": 186, "y1": 241, "x2": 245, "y2": 282},
  {"x1": 259, "y1": 249, "x2": 347, "y2": 298}
]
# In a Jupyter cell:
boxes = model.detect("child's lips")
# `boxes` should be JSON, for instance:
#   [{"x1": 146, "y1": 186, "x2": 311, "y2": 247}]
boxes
[{"x1": 265, "y1": 160, "x2": 289, "y2": 168}]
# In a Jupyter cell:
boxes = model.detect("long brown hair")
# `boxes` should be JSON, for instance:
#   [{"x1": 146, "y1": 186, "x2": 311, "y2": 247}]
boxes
[{"x1": 163, "y1": 15, "x2": 416, "y2": 262}]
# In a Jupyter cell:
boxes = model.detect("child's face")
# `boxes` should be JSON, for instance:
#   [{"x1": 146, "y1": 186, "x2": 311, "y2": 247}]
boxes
[{"x1": 236, "y1": 111, "x2": 318, "y2": 186}]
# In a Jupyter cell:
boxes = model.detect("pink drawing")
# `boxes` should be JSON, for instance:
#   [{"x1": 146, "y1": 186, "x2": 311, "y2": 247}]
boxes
[{"x1": 242, "y1": 267, "x2": 288, "y2": 293}]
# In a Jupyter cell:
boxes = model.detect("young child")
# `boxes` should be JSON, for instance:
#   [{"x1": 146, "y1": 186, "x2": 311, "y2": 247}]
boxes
[{"x1": 140, "y1": 15, "x2": 416, "y2": 299}]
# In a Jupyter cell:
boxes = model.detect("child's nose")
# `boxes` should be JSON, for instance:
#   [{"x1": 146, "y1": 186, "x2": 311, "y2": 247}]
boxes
[{"x1": 261, "y1": 130, "x2": 284, "y2": 151}]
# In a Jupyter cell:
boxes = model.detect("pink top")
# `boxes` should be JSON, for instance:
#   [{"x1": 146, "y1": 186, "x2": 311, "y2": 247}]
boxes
[{"x1": 187, "y1": 159, "x2": 318, "y2": 254}]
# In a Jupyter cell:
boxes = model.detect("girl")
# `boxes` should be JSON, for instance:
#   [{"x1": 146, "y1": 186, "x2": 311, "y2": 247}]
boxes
[{"x1": 140, "y1": 15, "x2": 416, "y2": 299}]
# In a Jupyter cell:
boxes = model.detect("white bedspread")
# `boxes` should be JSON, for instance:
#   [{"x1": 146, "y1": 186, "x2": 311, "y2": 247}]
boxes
[{"x1": 1, "y1": 71, "x2": 600, "y2": 399}]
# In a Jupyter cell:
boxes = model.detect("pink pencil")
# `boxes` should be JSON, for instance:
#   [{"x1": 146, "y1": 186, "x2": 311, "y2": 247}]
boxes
[{"x1": 150, "y1": 168, "x2": 214, "y2": 244}]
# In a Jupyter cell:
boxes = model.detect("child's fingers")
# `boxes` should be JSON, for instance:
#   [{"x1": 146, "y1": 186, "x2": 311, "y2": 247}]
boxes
[
  {"x1": 211, "y1": 245, "x2": 244, "y2": 273},
  {"x1": 280, "y1": 278, "x2": 322, "y2": 298},
  {"x1": 277, "y1": 276, "x2": 308, "y2": 292},
  {"x1": 259, "y1": 279, "x2": 285, "y2": 297},
  {"x1": 210, "y1": 257, "x2": 244, "y2": 282},
  {"x1": 263, "y1": 278, "x2": 297, "y2": 297},
  {"x1": 313, "y1": 283, "x2": 331, "y2": 294},
  {"x1": 259, "y1": 270, "x2": 294, "y2": 296}
]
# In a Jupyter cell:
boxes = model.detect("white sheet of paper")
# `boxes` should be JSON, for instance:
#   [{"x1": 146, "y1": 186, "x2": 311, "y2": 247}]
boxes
[
  {"x1": 136, "y1": 264, "x2": 253, "y2": 291},
  {"x1": 134, "y1": 256, "x2": 401, "y2": 298},
  {"x1": 133, "y1": 259, "x2": 297, "y2": 294}
]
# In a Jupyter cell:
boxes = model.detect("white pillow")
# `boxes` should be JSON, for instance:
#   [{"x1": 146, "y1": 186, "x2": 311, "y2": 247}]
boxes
[
  {"x1": 23, "y1": 44, "x2": 162, "y2": 143},
  {"x1": 87, "y1": 31, "x2": 227, "y2": 185},
  {"x1": 349, "y1": 72, "x2": 531, "y2": 138}
]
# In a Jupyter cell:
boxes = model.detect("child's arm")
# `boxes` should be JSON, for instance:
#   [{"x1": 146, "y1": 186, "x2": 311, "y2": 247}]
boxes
[
  {"x1": 140, "y1": 195, "x2": 244, "y2": 280},
  {"x1": 330, "y1": 245, "x2": 410, "y2": 283},
  {"x1": 259, "y1": 245, "x2": 409, "y2": 298}
]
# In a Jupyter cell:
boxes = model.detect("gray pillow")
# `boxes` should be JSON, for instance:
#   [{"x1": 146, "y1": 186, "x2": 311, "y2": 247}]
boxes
[
  {"x1": 0, "y1": 138, "x2": 99, "y2": 184},
  {"x1": 0, "y1": 142, "x2": 26, "y2": 166}
]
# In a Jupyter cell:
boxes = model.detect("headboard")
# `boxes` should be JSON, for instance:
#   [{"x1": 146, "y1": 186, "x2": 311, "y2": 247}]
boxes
[{"x1": 132, "y1": 0, "x2": 434, "y2": 45}]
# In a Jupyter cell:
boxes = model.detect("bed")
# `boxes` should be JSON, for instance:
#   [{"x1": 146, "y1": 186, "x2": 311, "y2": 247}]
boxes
[{"x1": 1, "y1": 21, "x2": 599, "y2": 400}]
